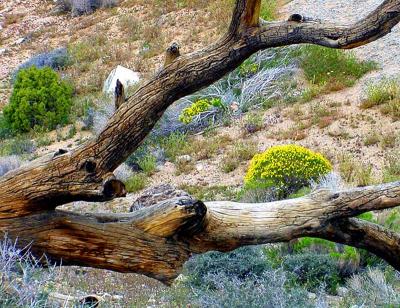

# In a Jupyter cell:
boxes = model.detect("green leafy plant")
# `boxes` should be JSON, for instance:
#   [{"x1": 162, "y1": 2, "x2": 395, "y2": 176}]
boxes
[
  {"x1": 260, "y1": 0, "x2": 278, "y2": 21},
  {"x1": 282, "y1": 253, "x2": 341, "y2": 294},
  {"x1": 125, "y1": 173, "x2": 148, "y2": 193},
  {"x1": 300, "y1": 45, "x2": 376, "y2": 97},
  {"x1": 179, "y1": 98, "x2": 224, "y2": 124},
  {"x1": 361, "y1": 79, "x2": 399, "y2": 109},
  {"x1": 137, "y1": 154, "x2": 157, "y2": 175},
  {"x1": 4, "y1": 66, "x2": 73, "y2": 133},
  {"x1": 0, "y1": 136, "x2": 35, "y2": 156},
  {"x1": 245, "y1": 144, "x2": 332, "y2": 196},
  {"x1": 160, "y1": 132, "x2": 187, "y2": 162},
  {"x1": 238, "y1": 59, "x2": 259, "y2": 77}
]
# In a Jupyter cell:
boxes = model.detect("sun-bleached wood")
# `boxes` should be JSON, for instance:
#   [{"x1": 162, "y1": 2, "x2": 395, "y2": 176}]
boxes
[
  {"x1": 1, "y1": 182, "x2": 399, "y2": 284},
  {"x1": 0, "y1": 0, "x2": 399, "y2": 284}
]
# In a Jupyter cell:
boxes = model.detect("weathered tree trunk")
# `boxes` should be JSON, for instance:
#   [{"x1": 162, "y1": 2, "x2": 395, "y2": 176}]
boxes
[{"x1": 1, "y1": 0, "x2": 400, "y2": 284}]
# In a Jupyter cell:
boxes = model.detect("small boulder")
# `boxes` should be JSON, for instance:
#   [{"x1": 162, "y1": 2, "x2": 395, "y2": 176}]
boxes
[
  {"x1": 328, "y1": 121, "x2": 344, "y2": 137},
  {"x1": 337, "y1": 287, "x2": 348, "y2": 297},
  {"x1": 307, "y1": 292, "x2": 317, "y2": 300},
  {"x1": 103, "y1": 65, "x2": 140, "y2": 94},
  {"x1": 176, "y1": 155, "x2": 192, "y2": 163},
  {"x1": 15, "y1": 37, "x2": 27, "y2": 45},
  {"x1": 196, "y1": 163, "x2": 204, "y2": 171}
]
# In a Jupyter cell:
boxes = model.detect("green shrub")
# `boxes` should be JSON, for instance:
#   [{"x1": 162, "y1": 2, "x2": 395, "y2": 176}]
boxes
[
  {"x1": 160, "y1": 132, "x2": 187, "y2": 162},
  {"x1": 300, "y1": 45, "x2": 376, "y2": 95},
  {"x1": 0, "y1": 115, "x2": 13, "y2": 140},
  {"x1": 137, "y1": 154, "x2": 157, "y2": 175},
  {"x1": 361, "y1": 79, "x2": 399, "y2": 109},
  {"x1": 238, "y1": 59, "x2": 259, "y2": 77},
  {"x1": 260, "y1": 0, "x2": 277, "y2": 21},
  {"x1": 383, "y1": 152, "x2": 400, "y2": 182},
  {"x1": 245, "y1": 144, "x2": 332, "y2": 196},
  {"x1": 125, "y1": 173, "x2": 148, "y2": 193},
  {"x1": 179, "y1": 98, "x2": 223, "y2": 124},
  {"x1": 166, "y1": 246, "x2": 310, "y2": 308},
  {"x1": 0, "y1": 136, "x2": 35, "y2": 156},
  {"x1": 283, "y1": 253, "x2": 341, "y2": 294},
  {"x1": 4, "y1": 66, "x2": 73, "y2": 133}
]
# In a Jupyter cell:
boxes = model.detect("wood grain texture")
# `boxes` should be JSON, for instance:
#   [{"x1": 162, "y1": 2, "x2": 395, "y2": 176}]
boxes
[
  {"x1": 0, "y1": 0, "x2": 399, "y2": 284},
  {"x1": 1, "y1": 183, "x2": 400, "y2": 283}
]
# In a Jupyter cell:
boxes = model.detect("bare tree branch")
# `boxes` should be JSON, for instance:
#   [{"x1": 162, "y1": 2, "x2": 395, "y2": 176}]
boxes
[
  {"x1": 1, "y1": 182, "x2": 400, "y2": 283},
  {"x1": 316, "y1": 218, "x2": 400, "y2": 270}
]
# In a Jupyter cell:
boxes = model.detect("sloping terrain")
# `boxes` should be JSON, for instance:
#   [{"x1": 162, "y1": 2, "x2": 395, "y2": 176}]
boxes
[{"x1": 0, "y1": 0, "x2": 230, "y2": 104}]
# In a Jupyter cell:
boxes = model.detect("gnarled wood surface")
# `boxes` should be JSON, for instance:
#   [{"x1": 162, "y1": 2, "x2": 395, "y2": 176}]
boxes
[
  {"x1": 0, "y1": 0, "x2": 399, "y2": 284},
  {"x1": 2, "y1": 182, "x2": 400, "y2": 284}
]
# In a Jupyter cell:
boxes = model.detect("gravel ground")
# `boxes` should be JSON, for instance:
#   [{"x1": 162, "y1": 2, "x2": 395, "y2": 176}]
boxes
[{"x1": 281, "y1": 0, "x2": 400, "y2": 80}]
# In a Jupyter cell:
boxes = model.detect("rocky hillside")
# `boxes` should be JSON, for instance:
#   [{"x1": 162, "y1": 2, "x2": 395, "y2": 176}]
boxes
[{"x1": 0, "y1": 0, "x2": 231, "y2": 104}]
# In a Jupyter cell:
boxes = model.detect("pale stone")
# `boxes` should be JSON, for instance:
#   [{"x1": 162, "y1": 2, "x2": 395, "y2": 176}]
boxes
[
  {"x1": 177, "y1": 155, "x2": 192, "y2": 163},
  {"x1": 103, "y1": 65, "x2": 140, "y2": 94}
]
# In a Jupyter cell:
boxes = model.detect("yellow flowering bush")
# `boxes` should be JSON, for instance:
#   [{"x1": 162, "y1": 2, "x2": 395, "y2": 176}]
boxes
[
  {"x1": 245, "y1": 145, "x2": 332, "y2": 196},
  {"x1": 238, "y1": 59, "x2": 259, "y2": 77},
  {"x1": 179, "y1": 98, "x2": 223, "y2": 124}
]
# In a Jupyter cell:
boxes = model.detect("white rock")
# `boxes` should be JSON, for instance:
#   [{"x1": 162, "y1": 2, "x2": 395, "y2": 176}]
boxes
[
  {"x1": 103, "y1": 65, "x2": 140, "y2": 94},
  {"x1": 0, "y1": 49, "x2": 7, "y2": 55},
  {"x1": 307, "y1": 292, "x2": 317, "y2": 300},
  {"x1": 177, "y1": 155, "x2": 192, "y2": 163},
  {"x1": 337, "y1": 287, "x2": 348, "y2": 297},
  {"x1": 196, "y1": 163, "x2": 204, "y2": 171},
  {"x1": 14, "y1": 37, "x2": 27, "y2": 45},
  {"x1": 328, "y1": 121, "x2": 344, "y2": 137}
]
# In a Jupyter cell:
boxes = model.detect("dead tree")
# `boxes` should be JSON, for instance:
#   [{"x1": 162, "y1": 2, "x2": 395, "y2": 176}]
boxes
[{"x1": 1, "y1": 0, "x2": 400, "y2": 285}]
